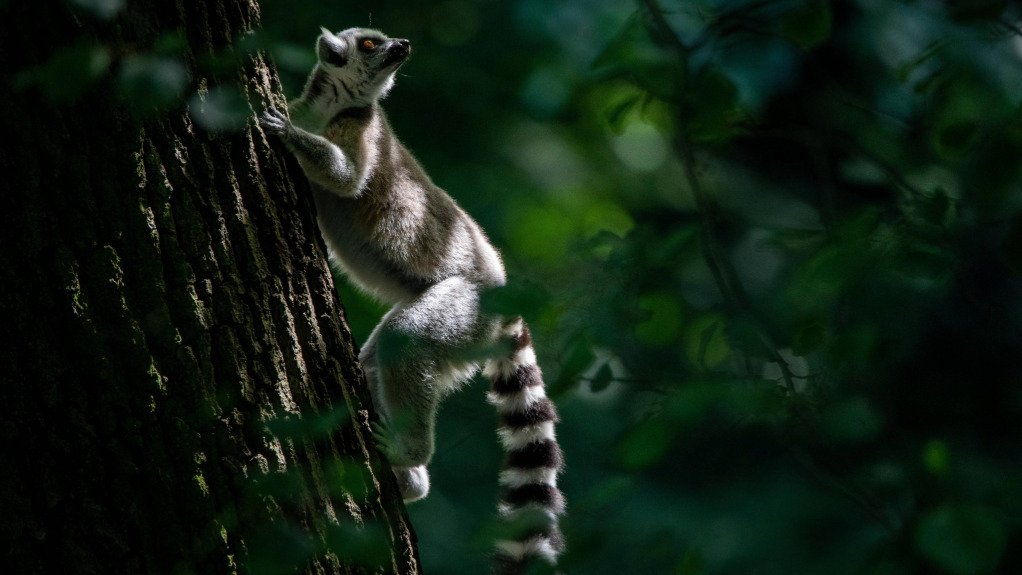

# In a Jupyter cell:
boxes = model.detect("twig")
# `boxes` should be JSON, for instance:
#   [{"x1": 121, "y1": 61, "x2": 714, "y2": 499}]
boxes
[
  {"x1": 786, "y1": 444, "x2": 899, "y2": 532},
  {"x1": 639, "y1": 0, "x2": 800, "y2": 394},
  {"x1": 999, "y1": 17, "x2": 1022, "y2": 38},
  {"x1": 635, "y1": 0, "x2": 900, "y2": 534}
]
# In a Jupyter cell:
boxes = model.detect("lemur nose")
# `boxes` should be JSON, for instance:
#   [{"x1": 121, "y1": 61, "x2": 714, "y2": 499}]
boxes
[{"x1": 396, "y1": 39, "x2": 410, "y2": 48}]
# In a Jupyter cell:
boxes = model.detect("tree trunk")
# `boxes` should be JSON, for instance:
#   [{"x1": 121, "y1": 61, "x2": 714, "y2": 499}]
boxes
[{"x1": 0, "y1": 1, "x2": 420, "y2": 573}]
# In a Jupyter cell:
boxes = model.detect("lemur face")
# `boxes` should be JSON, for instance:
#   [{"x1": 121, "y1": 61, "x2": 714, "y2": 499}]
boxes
[{"x1": 316, "y1": 27, "x2": 411, "y2": 105}]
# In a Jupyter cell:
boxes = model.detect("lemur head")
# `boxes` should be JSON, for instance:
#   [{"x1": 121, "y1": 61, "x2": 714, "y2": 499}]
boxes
[{"x1": 314, "y1": 27, "x2": 411, "y2": 107}]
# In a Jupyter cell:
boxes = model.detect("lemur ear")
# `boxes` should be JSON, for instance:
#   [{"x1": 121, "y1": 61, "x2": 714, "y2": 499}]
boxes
[{"x1": 317, "y1": 28, "x2": 348, "y2": 67}]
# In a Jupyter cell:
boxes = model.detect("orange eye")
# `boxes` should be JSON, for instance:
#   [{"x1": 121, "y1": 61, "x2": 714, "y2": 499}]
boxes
[{"x1": 362, "y1": 39, "x2": 376, "y2": 50}]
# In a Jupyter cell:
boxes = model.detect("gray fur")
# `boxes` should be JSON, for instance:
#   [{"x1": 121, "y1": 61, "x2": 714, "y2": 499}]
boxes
[
  {"x1": 260, "y1": 24, "x2": 506, "y2": 478},
  {"x1": 260, "y1": 26, "x2": 564, "y2": 568}
]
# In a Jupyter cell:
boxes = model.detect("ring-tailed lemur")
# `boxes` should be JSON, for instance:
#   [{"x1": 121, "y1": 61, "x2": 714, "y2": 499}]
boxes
[{"x1": 259, "y1": 27, "x2": 565, "y2": 571}]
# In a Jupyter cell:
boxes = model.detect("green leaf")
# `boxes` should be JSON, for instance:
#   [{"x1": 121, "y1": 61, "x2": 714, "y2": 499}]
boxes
[
  {"x1": 188, "y1": 86, "x2": 249, "y2": 131},
  {"x1": 505, "y1": 204, "x2": 577, "y2": 265},
  {"x1": 820, "y1": 397, "x2": 883, "y2": 444},
  {"x1": 611, "y1": 120, "x2": 670, "y2": 171},
  {"x1": 768, "y1": 228, "x2": 826, "y2": 252},
  {"x1": 676, "y1": 547, "x2": 707, "y2": 575},
  {"x1": 72, "y1": 0, "x2": 125, "y2": 19},
  {"x1": 265, "y1": 408, "x2": 350, "y2": 440},
  {"x1": 13, "y1": 40, "x2": 111, "y2": 104},
  {"x1": 792, "y1": 319, "x2": 826, "y2": 355},
  {"x1": 948, "y1": 0, "x2": 1007, "y2": 21},
  {"x1": 554, "y1": 336, "x2": 595, "y2": 390},
  {"x1": 683, "y1": 314, "x2": 730, "y2": 370},
  {"x1": 605, "y1": 93, "x2": 643, "y2": 134},
  {"x1": 634, "y1": 292, "x2": 683, "y2": 346},
  {"x1": 618, "y1": 416, "x2": 676, "y2": 469},
  {"x1": 922, "y1": 440, "x2": 950, "y2": 476},
  {"x1": 780, "y1": 0, "x2": 832, "y2": 50},
  {"x1": 324, "y1": 520, "x2": 391, "y2": 569},
  {"x1": 592, "y1": 14, "x2": 682, "y2": 100},
  {"x1": 478, "y1": 278, "x2": 550, "y2": 323},
  {"x1": 895, "y1": 38, "x2": 953, "y2": 83},
  {"x1": 934, "y1": 120, "x2": 979, "y2": 159},
  {"x1": 960, "y1": 131, "x2": 1022, "y2": 215},
  {"x1": 915, "y1": 505, "x2": 1006, "y2": 574},
  {"x1": 583, "y1": 200, "x2": 635, "y2": 237},
  {"x1": 322, "y1": 458, "x2": 372, "y2": 499},
  {"x1": 686, "y1": 67, "x2": 743, "y2": 144},
  {"x1": 118, "y1": 55, "x2": 189, "y2": 113},
  {"x1": 719, "y1": 380, "x2": 785, "y2": 423},
  {"x1": 911, "y1": 188, "x2": 954, "y2": 228},
  {"x1": 664, "y1": 382, "x2": 724, "y2": 426}
]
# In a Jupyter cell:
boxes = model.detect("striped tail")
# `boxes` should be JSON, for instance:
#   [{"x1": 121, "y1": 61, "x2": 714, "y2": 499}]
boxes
[{"x1": 483, "y1": 319, "x2": 565, "y2": 574}]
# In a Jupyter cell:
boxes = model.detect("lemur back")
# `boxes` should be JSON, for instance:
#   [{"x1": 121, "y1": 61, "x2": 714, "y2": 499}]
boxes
[
  {"x1": 312, "y1": 108, "x2": 505, "y2": 303},
  {"x1": 260, "y1": 27, "x2": 565, "y2": 573}
]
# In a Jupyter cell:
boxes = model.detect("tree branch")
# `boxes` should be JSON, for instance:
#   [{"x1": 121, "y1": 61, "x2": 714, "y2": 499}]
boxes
[{"x1": 638, "y1": 0, "x2": 800, "y2": 393}]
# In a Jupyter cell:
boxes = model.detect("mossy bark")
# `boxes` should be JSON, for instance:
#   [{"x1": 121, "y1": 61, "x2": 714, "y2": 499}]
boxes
[{"x1": 0, "y1": 1, "x2": 420, "y2": 573}]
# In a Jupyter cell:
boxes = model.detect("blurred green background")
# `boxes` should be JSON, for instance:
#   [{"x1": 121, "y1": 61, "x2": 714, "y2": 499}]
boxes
[
  {"x1": 30, "y1": 0, "x2": 1022, "y2": 572},
  {"x1": 266, "y1": 0, "x2": 1022, "y2": 573}
]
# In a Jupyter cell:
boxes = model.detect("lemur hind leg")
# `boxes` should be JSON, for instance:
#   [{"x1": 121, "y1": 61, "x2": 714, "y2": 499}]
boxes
[{"x1": 359, "y1": 276, "x2": 486, "y2": 502}]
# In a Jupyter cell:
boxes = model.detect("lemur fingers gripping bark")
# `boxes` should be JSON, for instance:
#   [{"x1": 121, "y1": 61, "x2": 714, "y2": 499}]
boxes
[
  {"x1": 265, "y1": 26, "x2": 565, "y2": 572},
  {"x1": 259, "y1": 107, "x2": 360, "y2": 196}
]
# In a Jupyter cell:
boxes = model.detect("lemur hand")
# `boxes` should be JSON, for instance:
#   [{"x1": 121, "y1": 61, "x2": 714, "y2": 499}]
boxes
[{"x1": 259, "y1": 107, "x2": 293, "y2": 139}]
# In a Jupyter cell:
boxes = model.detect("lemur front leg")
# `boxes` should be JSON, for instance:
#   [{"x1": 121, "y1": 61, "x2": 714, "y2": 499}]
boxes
[{"x1": 259, "y1": 107, "x2": 360, "y2": 197}]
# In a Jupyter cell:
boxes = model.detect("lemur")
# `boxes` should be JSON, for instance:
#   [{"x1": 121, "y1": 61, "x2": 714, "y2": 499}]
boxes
[{"x1": 259, "y1": 27, "x2": 565, "y2": 571}]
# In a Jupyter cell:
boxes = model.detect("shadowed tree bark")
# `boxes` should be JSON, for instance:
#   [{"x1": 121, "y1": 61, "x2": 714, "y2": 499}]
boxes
[{"x1": 0, "y1": 1, "x2": 420, "y2": 573}]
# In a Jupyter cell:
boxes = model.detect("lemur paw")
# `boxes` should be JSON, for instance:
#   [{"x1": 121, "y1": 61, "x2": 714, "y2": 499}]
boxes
[
  {"x1": 393, "y1": 465, "x2": 430, "y2": 503},
  {"x1": 259, "y1": 106, "x2": 292, "y2": 137}
]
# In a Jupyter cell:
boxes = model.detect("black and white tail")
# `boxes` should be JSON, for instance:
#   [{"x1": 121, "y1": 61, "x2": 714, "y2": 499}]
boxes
[{"x1": 483, "y1": 319, "x2": 565, "y2": 574}]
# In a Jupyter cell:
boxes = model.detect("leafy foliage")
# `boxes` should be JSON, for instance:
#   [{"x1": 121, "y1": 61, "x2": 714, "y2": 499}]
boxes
[
  {"x1": 14, "y1": 0, "x2": 1022, "y2": 572},
  {"x1": 323, "y1": 2, "x2": 1022, "y2": 571}
]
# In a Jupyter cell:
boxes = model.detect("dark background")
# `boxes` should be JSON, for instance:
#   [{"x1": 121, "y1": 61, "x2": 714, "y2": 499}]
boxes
[{"x1": 16, "y1": 0, "x2": 1022, "y2": 573}]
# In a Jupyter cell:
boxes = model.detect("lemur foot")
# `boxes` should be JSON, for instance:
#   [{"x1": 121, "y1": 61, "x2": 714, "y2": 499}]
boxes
[
  {"x1": 259, "y1": 106, "x2": 292, "y2": 138},
  {"x1": 372, "y1": 422, "x2": 430, "y2": 501},
  {"x1": 393, "y1": 465, "x2": 430, "y2": 503},
  {"x1": 372, "y1": 421, "x2": 398, "y2": 460}
]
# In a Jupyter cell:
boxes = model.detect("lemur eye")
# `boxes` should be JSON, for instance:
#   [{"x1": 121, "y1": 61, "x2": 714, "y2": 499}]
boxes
[{"x1": 362, "y1": 39, "x2": 376, "y2": 50}]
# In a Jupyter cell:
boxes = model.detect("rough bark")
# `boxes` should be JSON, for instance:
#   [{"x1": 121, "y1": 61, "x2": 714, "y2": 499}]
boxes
[{"x1": 0, "y1": 1, "x2": 420, "y2": 573}]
